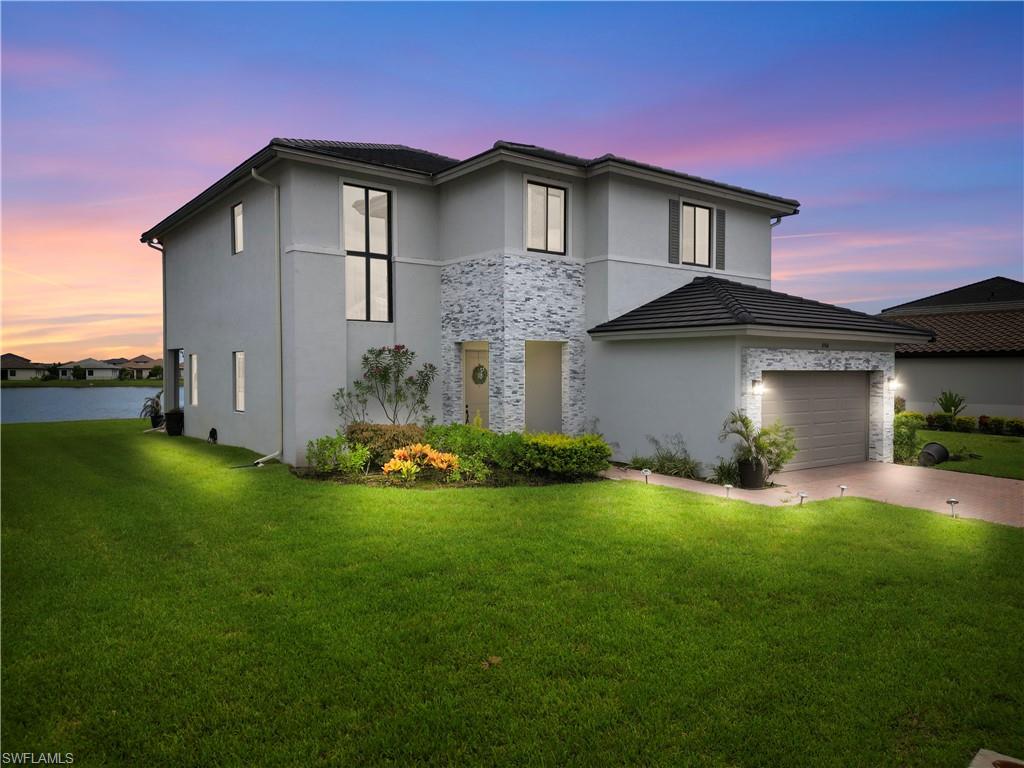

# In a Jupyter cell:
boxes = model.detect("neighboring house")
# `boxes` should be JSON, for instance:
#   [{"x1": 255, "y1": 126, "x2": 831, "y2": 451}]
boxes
[
  {"x1": 879, "y1": 277, "x2": 1024, "y2": 418},
  {"x1": 121, "y1": 353, "x2": 161, "y2": 380},
  {"x1": 104, "y1": 357, "x2": 129, "y2": 365},
  {"x1": 1, "y1": 353, "x2": 47, "y2": 380},
  {"x1": 58, "y1": 358, "x2": 122, "y2": 380},
  {"x1": 141, "y1": 138, "x2": 929, "y2": 469}
]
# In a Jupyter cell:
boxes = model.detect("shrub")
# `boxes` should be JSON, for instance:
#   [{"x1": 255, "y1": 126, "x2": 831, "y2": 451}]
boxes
[
  {"x1": 382, "y1": 443, "x2": 459, "y2": 483},
  {"x1": 1006, "y1": 418, "x2": 1024, "y2": 437},
  {"x1": 708, "y1": 457, "x2": 741, "y2": 486},
  {"x1": 424, "y1": 422, "x2": 493, "y2": 459},
  {"x1": 927, "y1": 412, "x2": 953, "y2": 431},
  {"x1": 954, "y1": 416, "x2": 976, "y2": 433},
  {"x1": 333, "y1": 345, "x2": 437, "y2": 425},
  {"x1": 636, "y1": 434, "x2": 701, "y2": 479},
  {"x1": 72, "y1": 365, "x2": 85, "y2": 381},
  {"x1": 894, "y1": 395, "x2": 906, "y2": 414},
  {"x1": 149, "y1": 364, "x2": 163, "y2": 380},
  {"x1": 935, "y1": 390, "x2": 967, "y2": 417},
  {"x1": 517, "y1": 433, "x2": 611, "y2": 480},
  {"x1": 983, "y1": 416, "x2": 1007, "y2": 435},
  {"x1": 345, "y1": 422, "x2": 425, "y2": 467},
  {"x1": 424, "y1": 423, "x2": 527, "y2": 479},
  {"x1": 305, "y1": 432, "x2": 370, "y2": 477},
  {"x1": 893, "y1": 412, "x2": 924, "y2": 464}
]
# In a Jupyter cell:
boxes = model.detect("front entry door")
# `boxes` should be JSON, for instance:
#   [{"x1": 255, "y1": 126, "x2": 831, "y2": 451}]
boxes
[{"x1": 463, "y1": 344, "x2": 489, "y2": 428}]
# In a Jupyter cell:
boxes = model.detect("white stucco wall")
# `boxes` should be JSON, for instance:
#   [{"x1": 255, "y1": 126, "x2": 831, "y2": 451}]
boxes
[
  {"x1": 163, "y1": 173, "x2": 281, "y2": 456},
  {"x1": 586, "y1": 335, "x2": 740, "y2": 464},
  {"x1": 896, "y1": 356, "x2": 1024, "y2": 417}
]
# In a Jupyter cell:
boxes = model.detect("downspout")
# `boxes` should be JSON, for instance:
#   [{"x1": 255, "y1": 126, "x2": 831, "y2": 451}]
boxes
[
  {"x1": 250, "y1": 167, "x2": 284, "y2": 466},
  {"x1": 146, "y1": 239, "x2": 169, "y2": 413},
  {"x1": 770, "y1": 216, "x2": 784, "y2": 228}
]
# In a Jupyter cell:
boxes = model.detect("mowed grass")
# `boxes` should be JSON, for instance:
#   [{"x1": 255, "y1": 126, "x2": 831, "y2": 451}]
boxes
[
  {"x1": 2, "y1": 421, "x2": 1022, "y2": 767},
  {"x1": 918, "y1": 429, "x2": 1024, "y2": 480}
]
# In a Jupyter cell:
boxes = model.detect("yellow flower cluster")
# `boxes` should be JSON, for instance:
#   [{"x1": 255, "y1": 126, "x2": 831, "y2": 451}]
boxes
[{"x1": 382, "y1": 443, "x2": 460, "y2": 478}]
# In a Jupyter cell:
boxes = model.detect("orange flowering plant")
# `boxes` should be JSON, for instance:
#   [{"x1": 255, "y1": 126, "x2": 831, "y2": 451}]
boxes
[{"x1": 382, "y1": 443, "x2": 460, "y2": 483}]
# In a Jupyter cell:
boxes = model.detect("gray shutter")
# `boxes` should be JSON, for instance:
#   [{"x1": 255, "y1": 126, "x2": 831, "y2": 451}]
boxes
[
  {"x1": 668, "y1": 200, "x2": 680, "y2": 264},
  {"x1": 715, "y1": 208, "x2": 726, "y2": 270}
]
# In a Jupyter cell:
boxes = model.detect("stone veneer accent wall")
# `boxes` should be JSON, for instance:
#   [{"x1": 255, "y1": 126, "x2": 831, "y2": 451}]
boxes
[
  {"x1": 741, "y1": 347, "x2": 896, "y2": 463},
  {"x1": 440, "y1": 252, "x2": 586, "y2": 433}
]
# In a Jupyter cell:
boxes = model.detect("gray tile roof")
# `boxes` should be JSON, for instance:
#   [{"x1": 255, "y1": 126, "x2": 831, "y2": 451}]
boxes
[
  {"x1": 881, "y1": 276, "x2": 1024, "y2": 313},
  {"x1": 272, "y1": 139, "x2": 461, "y2": 175},
  {"x1": 589, "y1": 276, "x2": 933, "y2": 339}
]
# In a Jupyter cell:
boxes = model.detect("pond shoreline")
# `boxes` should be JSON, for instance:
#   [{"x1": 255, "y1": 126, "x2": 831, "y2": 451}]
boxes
[
  {"x1": 2, "y1": 379, "x2": 164, "y2": 389},
  {"x1": 2, "y1": 385, "x2": 181, "y2": 424}
]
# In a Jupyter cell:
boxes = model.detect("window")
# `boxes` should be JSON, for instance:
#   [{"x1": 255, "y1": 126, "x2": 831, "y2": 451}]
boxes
[
  {"x1": 233, "y1": 351, "x2": 245, "y2": 412},
  {"x1": 189, "y1": 353, "x2": 198, "y2": 406},
  {"x1": 231, "y1": 202, "x2": 244, "y2": 254},
  {"x1": 527, "y1": 182, "x2": 566, "y2": 254},
  {"x1": 680, "y1": 202, "x2": 711, "y2": 267},
  {"x1": 7, "y1": 370, "x2": 15, "y2": 378},
  {"x1": 343, "y1": 184, "x2": 391, "y2": 321}
]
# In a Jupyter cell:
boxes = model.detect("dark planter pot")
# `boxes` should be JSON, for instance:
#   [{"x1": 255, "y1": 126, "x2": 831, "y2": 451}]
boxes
[
  {"x1": 164, "y1": 410, "x2": 184, "y2": 437},
  {"x1": 150, "y1": 414, "x2": 165, "y2": 429},
  {"x1": 738, "y1": 458, "x2": 768, "y2": 490},
  {"x1": 918, "y1": 442, "x2": 949, "y2": 467}
]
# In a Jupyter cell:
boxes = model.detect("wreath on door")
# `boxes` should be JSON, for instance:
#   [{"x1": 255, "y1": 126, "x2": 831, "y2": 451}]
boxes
[{"x1": 471, "y1": 364, "x2": 488, "y2": 385}]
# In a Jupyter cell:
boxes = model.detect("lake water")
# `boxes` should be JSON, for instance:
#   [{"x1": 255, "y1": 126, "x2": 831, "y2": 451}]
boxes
[{"x1": 1, "y1": 387, "x2": 183, "y2": 424}]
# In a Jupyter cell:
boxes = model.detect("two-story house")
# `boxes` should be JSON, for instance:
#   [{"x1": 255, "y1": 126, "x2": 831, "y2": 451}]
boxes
[{"x1": 141, "y1": 139, "x2": 929, "y2": 469}]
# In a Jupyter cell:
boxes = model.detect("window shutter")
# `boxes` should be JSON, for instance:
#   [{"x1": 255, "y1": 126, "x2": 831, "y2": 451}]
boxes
[
  {"x1": 715, "y1": 208, "x2": 726, "y2": 270},
  {"x1": 668, "y1": 200, "x2": 680, "y2": 264}
]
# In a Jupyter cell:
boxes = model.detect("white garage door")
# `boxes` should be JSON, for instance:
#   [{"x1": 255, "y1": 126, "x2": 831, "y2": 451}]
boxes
[{"x1": 761, "y1": 371, "x2": 868, "y2": 471}]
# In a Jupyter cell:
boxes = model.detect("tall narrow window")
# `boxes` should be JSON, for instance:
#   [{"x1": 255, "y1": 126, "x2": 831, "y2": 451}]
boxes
[
  {"x1": 526, "y1": 182, "x2": 566, "y2": 254},
  {"x1": 232, "y1": 203, "x2": 244, "y2": 254},
  {"x1": 189, "y1": 353, "x2": 198, "y2": 406},
  {"x1": 343, "y1": 184, "x2": 391, "y2": 321},
  {"x1": 679, "y1": 203, "x2": 711, "y2": 267},
  {"x1": 233, "y1": 351, "x2": 245, "y2": 412}
]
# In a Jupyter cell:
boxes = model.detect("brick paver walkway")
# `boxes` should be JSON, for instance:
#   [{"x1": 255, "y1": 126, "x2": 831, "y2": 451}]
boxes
[{"x1": 603, "y1": 462, "x2": 1024, "y2": 527}]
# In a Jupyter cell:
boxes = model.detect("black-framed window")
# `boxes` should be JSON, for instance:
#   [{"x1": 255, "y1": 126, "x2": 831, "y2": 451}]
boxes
[
  {"x1": 343, "y1": 184, "x2": 391, "y2": 322},
  {"x1": 680, "y1": 202, "x2": 712, "y2": 267},
  {"x1": 526, "y1": 181, "x2": 566, "y2": 255},
  {"x1": 231, "y1": 202, "x2": 244, "y2": 254}
]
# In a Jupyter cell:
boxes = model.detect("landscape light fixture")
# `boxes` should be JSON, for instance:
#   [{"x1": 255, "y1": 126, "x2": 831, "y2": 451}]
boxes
[
  {"x1": 723, "y1": 483, "x2": 733, "y2": 499},
  {"x1": 641, "y1": 468, "x2": 652, "y2": 485},
  {"x1": 798, "y1": 491, "x2": 808, "y2": 506},
  {"x1": 946, "y1": 498, "x2": 959, "y2": 518},
  {"x1": 838, "y1": 484, "x2": 847, "y2": 498}
]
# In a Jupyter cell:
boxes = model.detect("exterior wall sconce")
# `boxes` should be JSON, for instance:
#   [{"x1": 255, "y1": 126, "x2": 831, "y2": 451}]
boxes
[
  {"x1": 752, "y1": 379, "x2": 764, "y2": 396},
  {"x1": 887, "y1": 377, "x2": 900, "y2": 392}
]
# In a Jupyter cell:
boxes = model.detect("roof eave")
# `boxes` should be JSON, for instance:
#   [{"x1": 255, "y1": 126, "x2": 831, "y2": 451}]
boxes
[{"x1": 588, "y1": 323, "x2": 932, "y2": 344}]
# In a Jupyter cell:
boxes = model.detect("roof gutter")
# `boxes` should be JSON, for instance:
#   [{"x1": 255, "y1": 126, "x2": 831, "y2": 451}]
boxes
[
  {"x1": 249, "y1": 166, "x2": 285, "y2": 466},
  {"x1": 588, "y1": 324, "x2": 934, "y2": 344}
]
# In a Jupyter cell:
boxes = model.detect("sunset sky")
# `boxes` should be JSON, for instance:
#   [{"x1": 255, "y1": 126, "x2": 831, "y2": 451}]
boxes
[{"x1": 2, "y1": 2, "x2": 1021, "y2": 362}]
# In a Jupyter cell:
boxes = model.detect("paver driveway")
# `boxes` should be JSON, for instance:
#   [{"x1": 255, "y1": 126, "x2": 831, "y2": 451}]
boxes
[{"x1": 605, "y1": 462, "x2": 1024, "y2": 527}]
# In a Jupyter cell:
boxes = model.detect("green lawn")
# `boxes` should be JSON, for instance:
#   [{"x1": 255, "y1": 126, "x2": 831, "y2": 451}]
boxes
[
  {"x1": 1, "y1": 378, "x2": 162, "y2": 388},
  {"x1": 918, "y1": 429, "x2": 1024, "y2": 480},
  {"x1": 2, "y1": 421, "x2": 1022, "y2": 767}
]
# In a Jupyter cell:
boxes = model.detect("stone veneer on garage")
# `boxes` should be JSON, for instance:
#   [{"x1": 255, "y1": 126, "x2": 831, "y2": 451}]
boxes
[
  {"x1": 741, "y1": 347, "x2": 896, "y2": 463},
  {"x1": 440, "y1": 252, "x2": 586, "y2": 433}
]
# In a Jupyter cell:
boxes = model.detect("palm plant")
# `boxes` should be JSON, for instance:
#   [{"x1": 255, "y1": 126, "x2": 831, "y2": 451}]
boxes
[
  {"x1": 935, "y1": 390, "x2": 966, "y2": 417},
  {"x1": 719, "y1": 410, "x2": 797, "y2": 488},
  {"x1": 140, "y1": 391, "x2": 163, "y2": 427}
]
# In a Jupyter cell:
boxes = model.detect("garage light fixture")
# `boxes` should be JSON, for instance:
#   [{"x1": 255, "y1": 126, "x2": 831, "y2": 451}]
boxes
[
  {"x1": 887, "y1": 377, "x2": 900, "y2": 392},
  {"x1": 751, "y1": 379, "x2": 764, "y2": 395}
]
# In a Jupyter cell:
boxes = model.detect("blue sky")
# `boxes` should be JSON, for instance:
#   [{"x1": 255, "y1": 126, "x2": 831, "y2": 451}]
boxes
[{"x1": 2, "y1": 2, "x2": 1021, "y2": 358}]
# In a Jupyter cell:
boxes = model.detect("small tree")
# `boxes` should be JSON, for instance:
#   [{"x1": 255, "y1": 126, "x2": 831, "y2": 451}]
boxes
[
  {"x1": 118, "y1": 368, "x2": 132, "y2": 381},
  {"x1": 333, "y1": 345, "x2": 437, "y2": 425},
  {"x1": 149, "y1": 364, "x2": 163, "y2": 380},
  {"x1": 72, "y1": 365, "x2": 86, "y2": 381}
]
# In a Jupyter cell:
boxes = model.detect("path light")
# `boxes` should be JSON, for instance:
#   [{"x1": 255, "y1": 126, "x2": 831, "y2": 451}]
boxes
[
  {"x1": 641, "y1": 468, "x2": 652, "y2": 485},
  {"x1": 838, "y1": 484, "x2": 848, "y2": 498},
  {"x1": 946, "y1": 498, "x2": 959, "y2": 518},
  {"x1": 724, "y1": 483, "x2": 733, "y2": 499},
  {"x1": 798, "y1": 491, "x2": 808, "y2": 506}
]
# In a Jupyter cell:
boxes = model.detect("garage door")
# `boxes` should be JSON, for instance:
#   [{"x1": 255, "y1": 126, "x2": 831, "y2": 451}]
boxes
[{"x1": 761, "y1": 371, "x2": 868, "y2": 471}]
